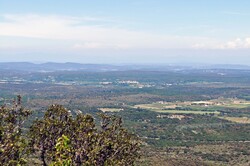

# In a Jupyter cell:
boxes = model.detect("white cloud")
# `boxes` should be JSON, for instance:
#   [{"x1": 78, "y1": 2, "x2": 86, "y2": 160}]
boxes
[
  {"x1": 192, "y1": 37, "x2": 250, "y2": 50},
  {"x1": 72, "y1": 42, "x2": 129, "y2": 49},
  {"x1": 4, "y1": 14, "x2": 249, "y2": 52},
  {"x1": 0, "y1": 14, "x2": 215, "y2": 50},
  {"x1": 245, "y1": 38, "x2": 250, "y2": 47},
  {"x1": 192, "y1": 43, "x2": 208, "y2": 49},
  {"x1": 219, "y1": 38, "x2": 250, "y2": 49}
]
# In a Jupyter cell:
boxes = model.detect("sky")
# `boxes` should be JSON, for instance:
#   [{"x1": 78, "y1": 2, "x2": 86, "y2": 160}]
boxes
[{"x1": 0, "y1": 0, "x2": 250, "y2": 64}]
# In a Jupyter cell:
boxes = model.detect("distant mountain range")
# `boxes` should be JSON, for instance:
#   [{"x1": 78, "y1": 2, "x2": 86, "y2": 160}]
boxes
[
  {"x1": 0, "y1": 62, "x2": 250, "y2": 72},
  {"x1": 0, "y1": 62, "x2": 123, "y2": 72}
]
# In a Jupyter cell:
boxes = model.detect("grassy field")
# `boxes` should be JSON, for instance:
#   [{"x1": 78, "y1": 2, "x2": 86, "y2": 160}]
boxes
[
  {"x1": 223, "y1": 103, "x2": 250, "y2": 109},
  {"x1": 151, "y1": 109, "x2": 220, "y2": 114},
  {"x1": 133, "y1": 98, "x2": 250, "y2": 115},
  {"x1": 133, "y1": 104, "x2": 220, "y2": 114},
  {"x1": 218, "y1": 116, "x2": 250, "y2": 124},
  {"x1": 98, "y1": 108, "x2": 123, "y2": 112}
]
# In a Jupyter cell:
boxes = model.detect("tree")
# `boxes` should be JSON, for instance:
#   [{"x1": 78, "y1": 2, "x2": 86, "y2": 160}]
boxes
[
  {"x1": 29, "y1": 105, "x2": 72, "y2": 166},
  {"x1": 29, "y1": 104, "x2": 140, "y2": 166},
  {"x1": 0, "y1": 95, "x2": 31, "y2": 165}
]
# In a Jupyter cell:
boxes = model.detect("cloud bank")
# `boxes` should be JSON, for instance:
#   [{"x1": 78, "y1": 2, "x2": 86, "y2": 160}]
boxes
[{"x1": 0, "y1": 14, "x2": 217, "y2": 50}]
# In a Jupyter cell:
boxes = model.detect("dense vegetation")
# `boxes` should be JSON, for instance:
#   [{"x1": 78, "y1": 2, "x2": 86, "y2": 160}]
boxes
[
  {"x1": 0, "y1": 97, "x2": 140, "y2": 166},
  {"x1": 0, "y1": 95, "x2": 31, "y2": 165}
]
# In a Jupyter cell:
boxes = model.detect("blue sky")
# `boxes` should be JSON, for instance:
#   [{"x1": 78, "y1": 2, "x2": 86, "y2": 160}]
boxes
[{"x1": 1, "y1": 0, "x2": 250, "y2": 64}]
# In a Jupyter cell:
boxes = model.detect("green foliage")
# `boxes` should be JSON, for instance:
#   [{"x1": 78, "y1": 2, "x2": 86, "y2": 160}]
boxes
[
  {"x1": 0, "y1": 95, "x2": 31, "y2": 165},
  {"x1": 29, "y1": 105, "x2": 72, "y2": 166},
  {"x1": 51, "y1": 135, "x2": 72, "y2": 166},
  {"x1": 29, "y1": 104, "x2": 140, "y2": 166}
]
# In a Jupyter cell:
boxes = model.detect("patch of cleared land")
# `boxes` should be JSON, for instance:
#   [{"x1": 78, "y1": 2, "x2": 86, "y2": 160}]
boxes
[
  {"x1": 210, "y1": 98, "x2": 250, "y2": 109},
  {"x1": 99, "y1": 108, "x2": 123, "y2": 112},
  {"x1": 152, "y1": 109, "x2": 220, "y2": 114},
  {"x1": 134, "y1": 98, "x2": 250, "y2": 115},
  {"x1": 219, "y1": 117, "x2": 250, "y2": 124},
  {"x1": 134, "y1": 104, "x2": 220, "y2": 114}
]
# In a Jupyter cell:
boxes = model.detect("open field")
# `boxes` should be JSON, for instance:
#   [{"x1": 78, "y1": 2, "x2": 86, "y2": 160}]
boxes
[
  {"x1": 98, "y1": 108, "x2": 123, "y2": 112},
  {"x1": 150, "y1": 109, "x2": 220, "y2": 114},
  {"x1": 133, "y1": 98, "x2": 250, "y2": 115},
  {"x1": 204, "y1": 98, "x2": 250, "y2": 109},
  {"x1": 218, "y1": 117, "x2": 250, "y2": 124}
]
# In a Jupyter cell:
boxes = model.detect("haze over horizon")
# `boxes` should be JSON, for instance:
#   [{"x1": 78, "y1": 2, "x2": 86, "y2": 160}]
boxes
[{"x1": 1, "y1": 0, "x2": 250, "y2": 64}]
